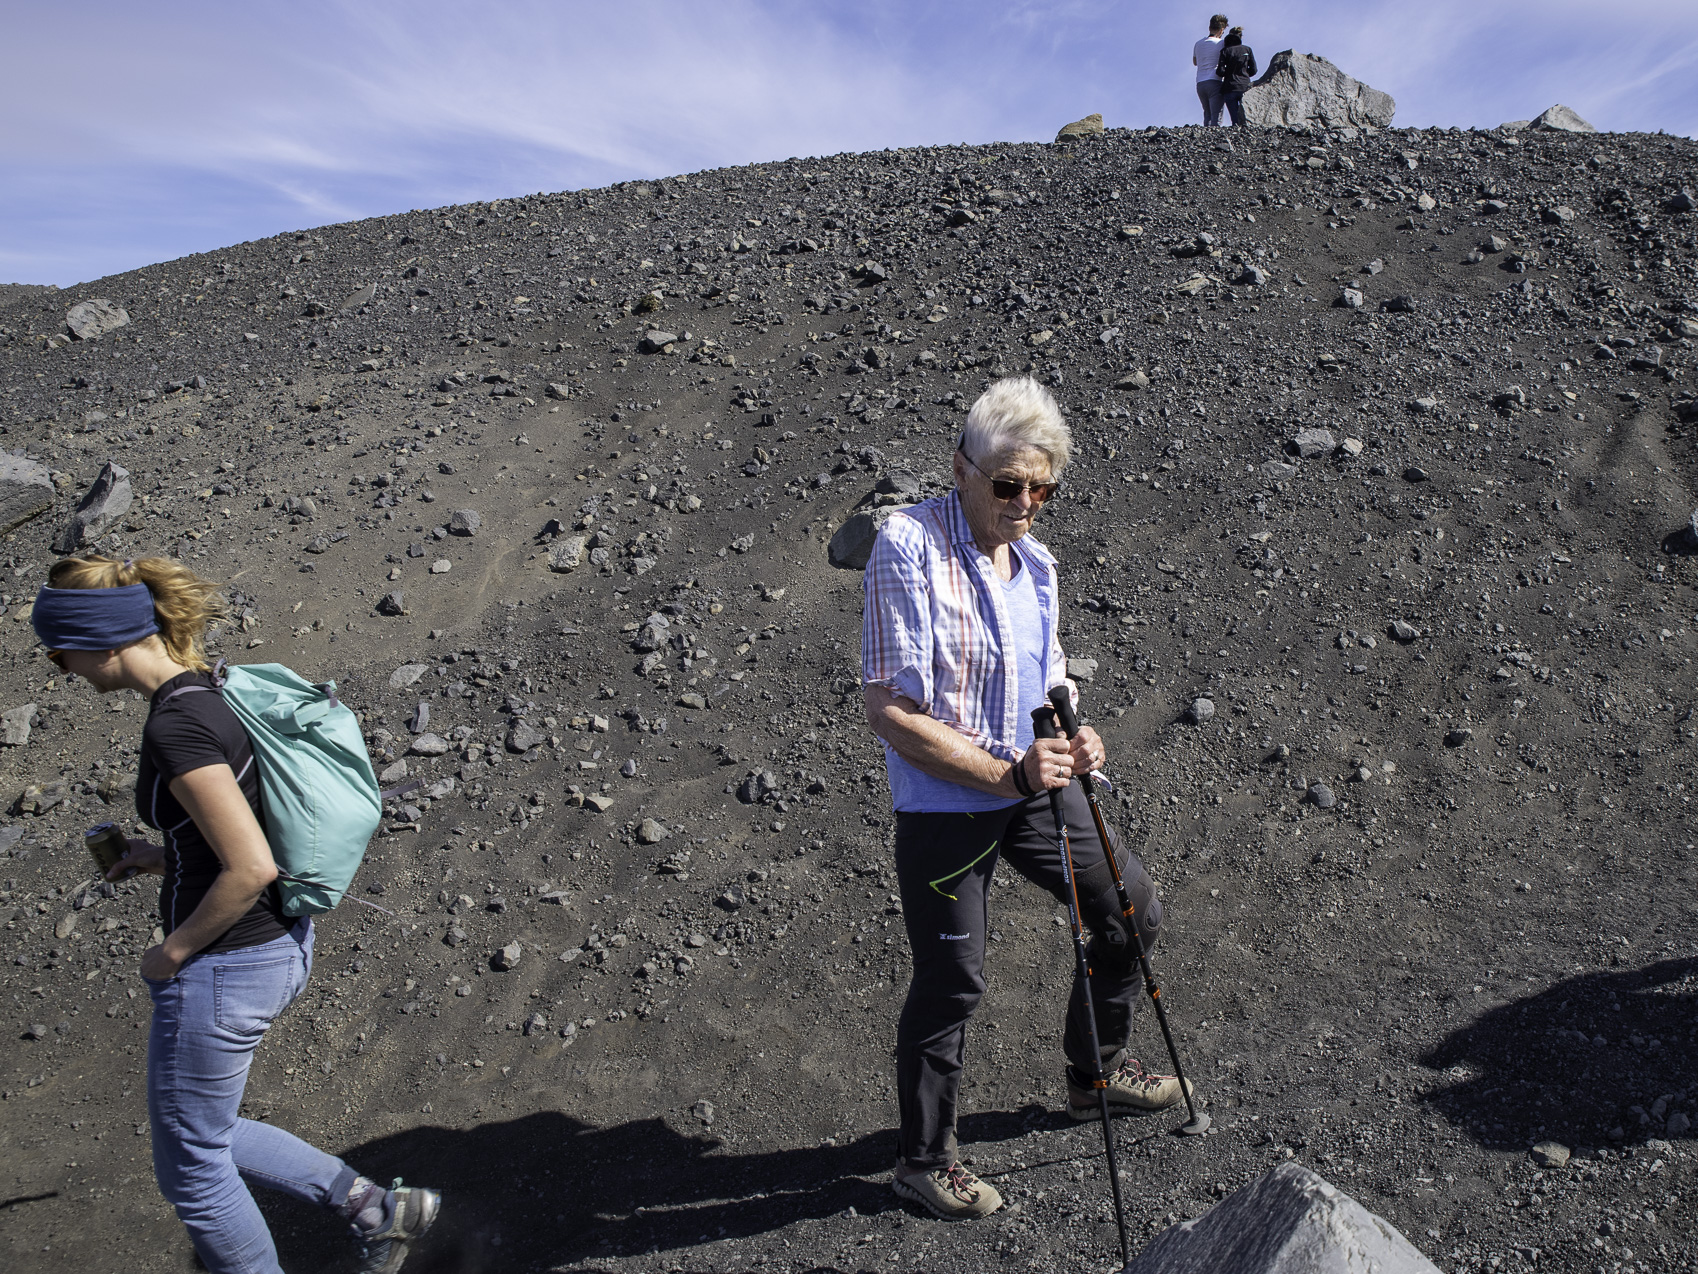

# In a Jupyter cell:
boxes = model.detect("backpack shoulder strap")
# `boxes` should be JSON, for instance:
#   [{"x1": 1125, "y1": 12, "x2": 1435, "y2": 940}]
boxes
[
  {"x1": 158, "y1": 659, "x2": 229, "y2": 706},
  {"x1": 159, "y1": 684, "x2": 215, "y2": 705}
]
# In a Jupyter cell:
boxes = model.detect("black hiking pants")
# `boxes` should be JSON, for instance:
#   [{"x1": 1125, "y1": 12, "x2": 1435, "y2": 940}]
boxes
[{"x1": 892, "y1": 782, "x2": 1162, "y2": 1169}]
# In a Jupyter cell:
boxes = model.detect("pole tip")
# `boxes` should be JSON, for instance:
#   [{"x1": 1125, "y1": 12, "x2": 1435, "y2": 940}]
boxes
[{"x1": 1178, "y1": 1111, "x2": 1212, "y2": 1136}]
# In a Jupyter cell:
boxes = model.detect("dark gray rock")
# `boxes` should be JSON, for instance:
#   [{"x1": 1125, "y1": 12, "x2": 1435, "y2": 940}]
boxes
[
  {"x1": 737, "y1": 770, "x2": 780, "y2": 804},
  {"x1": 376, "y1": 591, "x2": 406, "y2": 616},
  {"x1": 874, "y1": 470, "x2": 922, "y2": 498},
  {"x1": 449, "y1": 509, "x2": 481, "y2": 536},
  {"x1": 1187, "y1": 698, "x2": 1216, "y2": 724},
  {"x1": 1124, "y1": 1162, "x2": 1440, "y2": 1274},
  {"x1": 1241, "y1": 52, "x2": 1395, "y2": 129},
  {"x1": 341, "y1": 283, "x2": 378, "y2": 309},
  {"x1": 493, "y1": 941, "x2": 522, "y2": 971},
  {"x1": 0, "y1": 455, "x2": 56, "y2": 535},
  {"x1": 828, "y1": 503, "x2": 913, "y2": 570},
  {"x1": 1291, "y1": 428, "x2": 1336, "y2": 458},
  {"x1": 57, "y1": 459, "x2": 134, "y2": 551},
  {"x1": 506, "y1": 720, "x2": 546, "y2": 753},
  {"x1": 1308, "y1": 782, "x2": 1337, "y2": 809}
]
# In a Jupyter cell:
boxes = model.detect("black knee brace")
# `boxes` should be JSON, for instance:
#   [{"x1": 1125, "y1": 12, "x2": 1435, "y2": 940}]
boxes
[{"x1": 1075, "y1": 845, "x2": 1162, "y2": 960}]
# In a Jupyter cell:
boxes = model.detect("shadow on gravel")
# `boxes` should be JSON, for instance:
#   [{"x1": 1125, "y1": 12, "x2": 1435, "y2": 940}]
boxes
[
  {"x1": 263, "y1": 1104, "x2": 1051, "y2": 1272},
  {"x1": 1418, "y1": 957, "x2": 1697, "y2": 1152},
  {"x1": 1658, "y1": 527, "x2": 1698, "y2": 557}
]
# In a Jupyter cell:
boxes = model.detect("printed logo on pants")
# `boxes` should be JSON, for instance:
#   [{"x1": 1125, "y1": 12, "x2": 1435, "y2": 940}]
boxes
[{"x1": 939, "y1": 932, "x2": 970, "y2": 941}]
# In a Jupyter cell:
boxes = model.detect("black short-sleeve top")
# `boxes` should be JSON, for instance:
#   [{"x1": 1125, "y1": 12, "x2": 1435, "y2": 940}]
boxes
[{"x1": 137, "y1": 670, "x2": 289, "y2": 952}]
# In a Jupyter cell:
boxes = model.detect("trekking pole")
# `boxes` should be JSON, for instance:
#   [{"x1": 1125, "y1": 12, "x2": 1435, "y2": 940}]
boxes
[
  {"x1": 1047, "y1": 687, "x2": 1211, "y2": 1137},
  {"x1": 1031, "y1": 705, "x2": 1131, "y2": 1269}
]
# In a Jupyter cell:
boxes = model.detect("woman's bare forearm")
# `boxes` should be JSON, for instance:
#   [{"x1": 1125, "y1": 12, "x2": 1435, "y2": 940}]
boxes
[{"x1": 160, "y1": 871, "x2": 273, "y2": 963}]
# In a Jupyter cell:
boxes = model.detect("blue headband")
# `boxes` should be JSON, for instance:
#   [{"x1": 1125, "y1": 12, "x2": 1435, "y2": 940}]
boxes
[{"x1": 31, "y1": 583, "x2": 161, "y2": 651}]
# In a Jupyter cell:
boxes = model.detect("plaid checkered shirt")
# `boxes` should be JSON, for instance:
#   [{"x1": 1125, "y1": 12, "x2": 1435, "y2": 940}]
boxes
[{"x1": 860, "y1": 488, "x2": 1071, "y2": 766}]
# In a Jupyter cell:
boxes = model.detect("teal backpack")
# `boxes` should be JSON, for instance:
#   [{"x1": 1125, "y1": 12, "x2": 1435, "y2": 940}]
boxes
[{"x1": 164, "y1": 661, "x2": 389, "y2": 916}]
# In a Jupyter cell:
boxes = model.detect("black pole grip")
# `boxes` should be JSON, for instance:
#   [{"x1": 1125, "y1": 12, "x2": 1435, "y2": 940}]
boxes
[
  {"x1": 1048, "y1": 686, "x2": 1080, "y2": 738},
  {"x1": 1031, "y1": 705, "x2": 1060, "y2": 740}
]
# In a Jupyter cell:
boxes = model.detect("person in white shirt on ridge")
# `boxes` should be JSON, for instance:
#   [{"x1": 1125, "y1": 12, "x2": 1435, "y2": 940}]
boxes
[{"x1": 1193, "y1": 14, "x2": 1229, "y2": 127}]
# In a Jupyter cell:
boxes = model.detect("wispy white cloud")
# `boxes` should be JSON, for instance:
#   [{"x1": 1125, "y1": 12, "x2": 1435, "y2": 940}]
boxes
[{"x1": 0, "y1": 0, "x2": 1688, "y2": 285}]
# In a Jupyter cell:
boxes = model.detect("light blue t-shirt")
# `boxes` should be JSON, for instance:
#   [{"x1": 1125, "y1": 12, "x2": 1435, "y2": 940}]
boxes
[{"x1": 887, "y1": 553, "x2": 1050, "y2": 813}]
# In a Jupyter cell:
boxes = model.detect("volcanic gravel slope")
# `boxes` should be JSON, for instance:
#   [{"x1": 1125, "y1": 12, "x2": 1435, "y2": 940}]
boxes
[{"x1": 1, "y1": 121, "x2": 1697, "y2": 1274}]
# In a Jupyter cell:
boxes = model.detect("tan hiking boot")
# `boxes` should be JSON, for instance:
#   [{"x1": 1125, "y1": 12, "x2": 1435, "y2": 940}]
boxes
[
  {"x1": 892, "y1": 1161, "x2": 1003, "y2": 1220},
  {"x1": 1066, "y1": 1051, "x2": 1194, "y2": 1120}
]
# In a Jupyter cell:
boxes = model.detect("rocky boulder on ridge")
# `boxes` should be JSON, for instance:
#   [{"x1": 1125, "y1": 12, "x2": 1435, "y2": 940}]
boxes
[{"x1": 1242, "y1": 50, "x2": 1396, "y2": 129}]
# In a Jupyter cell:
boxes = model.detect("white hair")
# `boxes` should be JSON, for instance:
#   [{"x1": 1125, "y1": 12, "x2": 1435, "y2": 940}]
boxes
[{"x1": 958, "y1": 377, "x2": 1071, "y2": 475}]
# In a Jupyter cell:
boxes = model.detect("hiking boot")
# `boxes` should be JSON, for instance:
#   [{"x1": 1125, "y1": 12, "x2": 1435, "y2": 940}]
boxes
[
  {"x1": 1066, "y1": 1051, "x2": 1194, "y2": 1120},
  {"x1": 354, "y1": 1179, "x2": 442, "y2": 1274},
  {"x1": 892, "y1": 1161, "x2": 1003, "y2": 1220}
]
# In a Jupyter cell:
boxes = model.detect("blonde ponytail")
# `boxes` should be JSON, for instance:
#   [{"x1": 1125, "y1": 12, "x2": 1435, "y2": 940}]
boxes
[{"x1": 46, "y1": 555, "x2": 228, "y2": 671}]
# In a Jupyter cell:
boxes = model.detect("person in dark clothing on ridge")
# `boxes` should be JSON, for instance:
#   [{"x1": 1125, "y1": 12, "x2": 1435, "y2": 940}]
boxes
[{"x1": 1217, "y1": 26, "x2": 1258, "y2": 127}]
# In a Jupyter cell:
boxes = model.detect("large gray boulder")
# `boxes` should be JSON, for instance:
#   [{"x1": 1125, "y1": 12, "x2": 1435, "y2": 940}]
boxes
[
  {"x1": 1241, "y1": 52, "x2": 1395, "y2": 129},
  {"x1": 64, "y1": 299, "x2": 130, "y2": 340},
  {"x1": 1530, "y1": 103, "x2": 1597, "y2": 133},
  {"x1": 1125, "y1": 1163, "x2": 1440, "y2": 1274},
  {"x1": 53, "y1": 461, "x2": 132, "y2": 553},
  {"x1": 0, "y1": 454, "x2": 55, "y2": 535}
]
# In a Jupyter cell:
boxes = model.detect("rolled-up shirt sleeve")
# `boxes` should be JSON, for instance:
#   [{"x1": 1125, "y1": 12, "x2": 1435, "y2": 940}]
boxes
[{"x1": 861, "y1": 515, "x2": 934, "y2": 711}]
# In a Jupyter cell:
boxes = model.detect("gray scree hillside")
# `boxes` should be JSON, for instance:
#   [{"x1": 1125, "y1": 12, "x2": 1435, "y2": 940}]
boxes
[{"x1": 0, "y1": 115, "x2": 1693, "y2": 1273}]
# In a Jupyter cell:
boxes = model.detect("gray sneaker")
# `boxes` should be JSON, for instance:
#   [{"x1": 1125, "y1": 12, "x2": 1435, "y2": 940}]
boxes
[
  {"x1": 892, "y1": 1162, "x2": 1003, "y2": 1220},
  {"x1": 1067, "y1": 1050, "x2": 1194, "y2": 1120},
  {"x1": 354, "y1": 1179, "x2": 442, "y2": 1274}
]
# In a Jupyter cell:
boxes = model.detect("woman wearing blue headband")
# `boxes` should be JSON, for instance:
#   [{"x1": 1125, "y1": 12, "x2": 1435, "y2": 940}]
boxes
[{"x1": 35, "y1": 555, "x2": 440, "y2": 1274}]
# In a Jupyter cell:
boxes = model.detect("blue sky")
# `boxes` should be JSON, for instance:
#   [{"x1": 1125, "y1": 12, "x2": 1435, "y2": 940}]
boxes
[{"x1": 4, "y1": 0, "x2": 1693, "y2": 286}]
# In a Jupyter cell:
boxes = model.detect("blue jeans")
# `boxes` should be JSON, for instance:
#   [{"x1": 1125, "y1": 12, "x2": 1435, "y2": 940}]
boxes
[
  {"x1": 1197, "y1": 79, "x2": 1224, "y2": 126},
  {"x1": 147, "y1": 919, "x2": 359, "y2": 1274}
]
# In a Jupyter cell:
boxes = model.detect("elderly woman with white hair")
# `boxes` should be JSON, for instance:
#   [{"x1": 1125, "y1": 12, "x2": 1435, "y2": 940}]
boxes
[{"x1": 862, "y1": 377, "x2": 1188, "y2": 1220}]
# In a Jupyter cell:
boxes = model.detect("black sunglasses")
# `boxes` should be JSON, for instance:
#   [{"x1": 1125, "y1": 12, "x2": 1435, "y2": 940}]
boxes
[{"x1": 960, "y1": 452, "x2": 1059, "y2": 504}]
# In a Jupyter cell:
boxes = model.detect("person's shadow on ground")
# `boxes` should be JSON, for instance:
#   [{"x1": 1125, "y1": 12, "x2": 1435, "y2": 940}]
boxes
[
  {"x1": 1418, "y1": 956, "x2": 1696, "y2": 1152},
  {"x1": 262, "y1": 1104, "x2": 1055, "y2": 1272}
]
